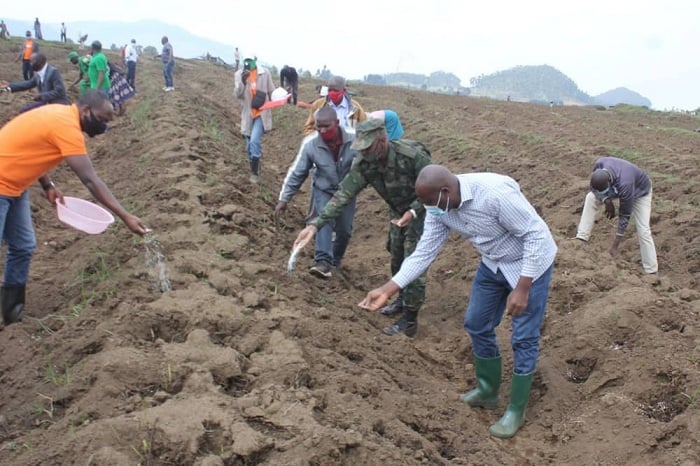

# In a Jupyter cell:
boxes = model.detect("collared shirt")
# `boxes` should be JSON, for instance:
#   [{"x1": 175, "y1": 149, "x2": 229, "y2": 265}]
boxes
[
  {"x1": 36, "y1": 63, "x2": 48, "y2": 85},
  {"x1": 329, "y1": 96, "x2": 350, "y2": 129},
  {"x1": 393, "y1": 173, "x2": 557, "y2": 290}
]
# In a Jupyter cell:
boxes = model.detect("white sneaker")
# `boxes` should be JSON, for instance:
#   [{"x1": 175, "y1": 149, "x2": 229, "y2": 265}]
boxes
[
  {"x1": 162, "y1": 86, "x2": 168, "y2": 91},
  {"x1": 166, "y1": 86, "x2": 175, "y2": 92}
]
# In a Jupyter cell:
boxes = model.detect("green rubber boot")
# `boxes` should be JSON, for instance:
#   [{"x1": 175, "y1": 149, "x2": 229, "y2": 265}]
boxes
[
  {"x1": 488, "y1": 372, "x2": 534, "y2": 439},
  {"x1": 459, "y1": 355, "x2": 501, "y2": 409}
]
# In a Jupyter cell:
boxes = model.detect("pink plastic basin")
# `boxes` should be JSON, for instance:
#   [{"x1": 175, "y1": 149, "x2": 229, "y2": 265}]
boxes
[{"x1": 56, "y1": 197, "x2": 115, "y2": 234}]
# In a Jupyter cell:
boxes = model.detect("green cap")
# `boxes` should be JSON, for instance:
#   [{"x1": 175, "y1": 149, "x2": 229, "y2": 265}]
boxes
[
  {"x1": 67, "y1": 51, "x2": 79, "y2": 60},
  {"x1": 243, "y1": 58, "x2": 256, "y2": 70},
  {"x1": 351, "y1": 119, "x2": 386, "y2": 151}
]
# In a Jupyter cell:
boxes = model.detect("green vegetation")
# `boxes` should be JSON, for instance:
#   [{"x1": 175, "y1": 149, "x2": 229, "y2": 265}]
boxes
[{"x1": 606, "y1": 146, "x2": 648, "y2": 162}]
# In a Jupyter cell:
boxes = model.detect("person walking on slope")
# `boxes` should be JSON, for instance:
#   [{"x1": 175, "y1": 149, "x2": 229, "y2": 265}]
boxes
[
  {"x1": 87, "y1": 41, "x2": 110, "y2": 93},
  {"x1": 33, "y1": 18, "x2": 42, "y2": 40},
  {"x1": 303, "y1": 75, "x2": 366, "y2": 135},
  {"x1": 161, "y1": 36, "x2": 175, "y2": 91},
  {"x1": 234, "y1": 57, "x2": 275, "y2": 183},
  {"x1": 575, "y1": 156, "x2": 658, "y2": 276},
  {"x1": 280, "y1": 65, "x2": 299, "y2": 106},
  {"x1": 0, "y1": 90, "x2": 148, "y2": 326},
  {"x1": 358, "y1": 165, "x2": 557, "y2": 439},
  {"x1": 293, "y1": 119, "x2": 432, "y2": 337},
  {"x1": 276, "y1": 107, "x2": 358, "y2": 278},
  {"x1": 16, "y1": 31, "x2": 39, "y2": 80},
  {"x1": 124, "y1": 39, "x2": 139, "y2": 90}
]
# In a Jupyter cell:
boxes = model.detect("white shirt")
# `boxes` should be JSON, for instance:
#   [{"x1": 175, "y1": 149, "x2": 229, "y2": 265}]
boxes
[
  {"x1": 36, "y1": 64, "x2": 48, "y2": 85},
  {"x1": 125, "y1": 43, "x2": 139, "y2": 62},
  {"x1": 393, "y1": 173, "x2": 557, "y2": 290},
  {"x1": 329, "y1": 96, "x2": 351, "y2": 129}
]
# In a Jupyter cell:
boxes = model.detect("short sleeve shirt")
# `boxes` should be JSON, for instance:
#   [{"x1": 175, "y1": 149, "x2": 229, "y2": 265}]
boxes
[
  {"x1": 88, "y1": 52, "x2": 111, "y2": 90},
  {"x1": 0, "y1": 104, "x2": 87, "y2": 196}
]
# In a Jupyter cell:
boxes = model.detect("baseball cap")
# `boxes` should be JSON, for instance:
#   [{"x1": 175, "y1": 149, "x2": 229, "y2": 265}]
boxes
[
  {"x1": 67, "y1": 51, "x2": 79, "y2": 60},
  {"x1": 351, "y1": 119, "x2": 386, "y2": 151}
]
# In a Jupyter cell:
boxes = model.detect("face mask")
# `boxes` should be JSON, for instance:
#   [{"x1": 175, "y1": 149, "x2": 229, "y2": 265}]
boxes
[
  {"x1": 328, "y1": 89, "x2": 344, "y2": 105},
  {"x1": 319, "y1": 123, "x2": 339, "y2": 143},
  {"x1": 81, "y1": 109, "x2": 108, "y2": 137},
  {"x1": 593, "y1": 186, "x2": 610, "y2": 200},
  {"x1": 425, "y1": 190, "x2": 450, "y2": 216}
]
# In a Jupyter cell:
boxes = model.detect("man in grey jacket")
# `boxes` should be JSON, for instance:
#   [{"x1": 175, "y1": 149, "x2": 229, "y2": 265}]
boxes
[{"x1": 275, "y1": 107, "x2": 358, "y2": 278}]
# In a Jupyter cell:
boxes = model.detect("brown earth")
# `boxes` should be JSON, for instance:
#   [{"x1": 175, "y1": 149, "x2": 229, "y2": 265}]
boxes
[{"x1": 0, "y1": 40, "x2": 698, "y2": 466}]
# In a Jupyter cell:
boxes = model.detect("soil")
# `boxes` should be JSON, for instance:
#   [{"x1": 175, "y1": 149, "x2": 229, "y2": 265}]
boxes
[{"x1": 0, "y1": 40, "x2": 698, "y2": 466}]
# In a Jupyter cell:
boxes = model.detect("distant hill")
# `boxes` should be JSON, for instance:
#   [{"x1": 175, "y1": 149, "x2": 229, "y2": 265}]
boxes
[
  {"x1": 364, "y1": 71, "x2": 467, "y2": 95},
  {"x1": 468, "y1": 64, "x2": 594, "y2": 105},
  {"x1": 3, "y1": 18, "x2": 239, "y2": 64},
  {"x1": 593, "y1": 87, "x2": 652, "y2": 107}
]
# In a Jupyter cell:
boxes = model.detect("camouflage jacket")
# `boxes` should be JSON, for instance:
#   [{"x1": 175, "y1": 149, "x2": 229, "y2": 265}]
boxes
[{"x1": 311, "y1": 139, "x2": 432, "y2": 228}]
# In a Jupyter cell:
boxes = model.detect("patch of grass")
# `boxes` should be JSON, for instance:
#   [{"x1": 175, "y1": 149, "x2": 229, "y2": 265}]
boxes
[
  {"x1": 313, "y1": 292, "x2": 335, "y2": 305},
  {"x1": 654, "y1": 126, "x2": 700, "y2": 137},
  {"x1": 606, "y1": 146, "x2": 647, "y2": 162},
  {"x1": 46, "y1": 361, "x2": 72, "y2": 386},
  {"x1": 130, "y1": 98, "x2": 154, "y2": 133},
  {"x1": 522, "y1": 133, "x2": 544, "y2": 145}
]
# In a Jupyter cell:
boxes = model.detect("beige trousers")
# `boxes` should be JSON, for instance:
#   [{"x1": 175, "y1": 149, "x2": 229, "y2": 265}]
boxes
[{"x1": 576, "y1": 189, "x2": 658, "y2": 273}]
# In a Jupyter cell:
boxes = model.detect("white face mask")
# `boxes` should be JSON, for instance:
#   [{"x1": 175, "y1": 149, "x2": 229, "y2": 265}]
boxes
[{"x1": 425, "y1": 190, "x2": 449, "y2": 216}]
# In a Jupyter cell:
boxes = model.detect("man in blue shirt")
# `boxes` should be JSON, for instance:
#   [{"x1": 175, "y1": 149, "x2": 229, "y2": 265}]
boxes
[
  {"x1": 576, "y1": 156, "x2": 657, "y2": 275},
  {"x1": 359, "y1": 164, "x2": 557, "y2": 439}
]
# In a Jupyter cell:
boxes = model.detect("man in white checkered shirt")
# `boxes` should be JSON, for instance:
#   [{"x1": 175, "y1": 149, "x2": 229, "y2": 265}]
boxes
[{"x1": 360, "y1": 164, "x2": 557, "y2": 439}]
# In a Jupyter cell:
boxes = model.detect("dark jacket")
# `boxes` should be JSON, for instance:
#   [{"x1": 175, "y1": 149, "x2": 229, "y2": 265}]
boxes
[{"x1": 9, "y1": 64, "x2": 69, "y2": 105}]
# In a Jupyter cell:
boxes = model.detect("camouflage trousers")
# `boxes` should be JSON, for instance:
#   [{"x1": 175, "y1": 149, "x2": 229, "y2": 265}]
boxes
[{"x1": 387, "y1": 211, "x2": 426, "y2": 313}]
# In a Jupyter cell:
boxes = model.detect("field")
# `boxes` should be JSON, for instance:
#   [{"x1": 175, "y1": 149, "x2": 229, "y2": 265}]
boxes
[{"x1": 0, "y1": 40, "x2": 698, "y2": 465}]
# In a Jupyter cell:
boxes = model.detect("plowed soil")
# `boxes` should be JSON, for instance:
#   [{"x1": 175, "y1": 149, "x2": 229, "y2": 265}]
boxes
[{"x1": 0, "y1": 40, "x2": 698, "y2": 466}]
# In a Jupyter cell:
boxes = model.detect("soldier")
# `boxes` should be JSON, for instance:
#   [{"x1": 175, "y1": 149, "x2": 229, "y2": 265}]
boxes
[{"x1": 293, "y1": 119, "x2": 432, "y2": 337}]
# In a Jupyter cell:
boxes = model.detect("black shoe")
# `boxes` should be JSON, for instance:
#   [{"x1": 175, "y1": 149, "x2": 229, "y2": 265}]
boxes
[
  {"x1": 382, "y1": 313, "x2": 418, "y2": 337},
  {"x1": 309, "y1": 261, "x2": 332, "y2": 279},
  {"x1": 379, "y1": 296, "x2": 404, "y2": 316}
]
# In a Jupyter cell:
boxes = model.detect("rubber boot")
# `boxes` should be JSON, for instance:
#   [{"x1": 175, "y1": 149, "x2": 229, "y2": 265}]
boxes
[
  {"x1": 379, "y1": 291, "x2": 404, "y2": 316},
  {"x1": 2, "y1": 284, "x2": 26, "y2": 325},
  {"x1": 488, "y1": 372, "x2": 534, "y2": 439},
  {"x1": 382, "y1": 309, "x2": 417, "y2": 337},
  {"x1": 249, "y1": 158, "x2": 260, "y2": 183},
  {"x1": 460, "y1": 355, "x2": 502, "y2": 409}
]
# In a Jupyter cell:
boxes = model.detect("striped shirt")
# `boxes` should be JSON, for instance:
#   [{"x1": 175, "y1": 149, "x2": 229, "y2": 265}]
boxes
[{"x1": 393, "y1": 173, "x2": 557, "y2": 290}]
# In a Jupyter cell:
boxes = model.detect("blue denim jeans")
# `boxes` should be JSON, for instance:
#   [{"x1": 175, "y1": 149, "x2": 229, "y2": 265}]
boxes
[
  {"x1": 126, "y1": 61, "x2": 137, "y2": 89},
  {"x1": 163, "y1": 61, "x2": 174, "y2": 87},
  {"x1": 246, "y1": 117, "x2": 264, "y2": 160},
  {"x1": 463, "y1": 261, "x2": 553, "y2": 374},
  {"x1": 313, "y1": 188, "x2": 355, "y2": 266},
  {"x1": 0, "y1": 191, "x2": 37, "y2": 286}
]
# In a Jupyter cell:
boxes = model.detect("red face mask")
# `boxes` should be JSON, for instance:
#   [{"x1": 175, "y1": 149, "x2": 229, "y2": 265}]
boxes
[
  {"x1": 319, "y1": 122, "x2": 339, "y2": 142},
  {"x1": 327, "y1": 89, "x2": 345, "y2": 105}
]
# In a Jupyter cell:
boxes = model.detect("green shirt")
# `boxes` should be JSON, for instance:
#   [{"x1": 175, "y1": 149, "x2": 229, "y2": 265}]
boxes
[
  {"x1": 312, "y1": 139, "x2": 432, "y2": 228},
  {"x1": 88, "y1": 52, "x2": 110, "y2": 90}
]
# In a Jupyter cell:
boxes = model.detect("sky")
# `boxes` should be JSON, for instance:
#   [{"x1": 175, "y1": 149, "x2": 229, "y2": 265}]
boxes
[{"x1": 4, "y1": 0, "x2": 699, "y2": 110}]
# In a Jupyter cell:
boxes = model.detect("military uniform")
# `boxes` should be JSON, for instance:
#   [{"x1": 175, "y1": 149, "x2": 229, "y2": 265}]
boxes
[{"x1": 311, "y1": 119, "x2": 431, "y2": 336}]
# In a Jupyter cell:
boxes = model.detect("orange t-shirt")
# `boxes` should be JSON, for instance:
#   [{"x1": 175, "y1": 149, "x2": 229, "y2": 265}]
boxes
[
  {"x1": 0, "y1": 104, "x2": 87, "y2": 196},
  {"x1": 22, "y1": 39, "x2": 34, "y2": 60}
]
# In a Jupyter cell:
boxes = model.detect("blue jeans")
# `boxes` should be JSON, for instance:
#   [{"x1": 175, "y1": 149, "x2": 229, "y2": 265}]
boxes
[
  {"x1": 463, "y1": 261, "x2": 553, "y2": 374},
  {"x1": 126, "y1": 61, "x2": 136, "y2": 89},
  {"x1": 313, "y1": 188, "x2": 355, "y2": 266},
  {"x1": 163, "y1": 62, "x2": 174, "y2": 87},
  {"x1": 0, "y1": 191, "x2": 37, "y2": 286},
  {"x1": 246, "y1": 117, "x2": 264, "y2": 160}
]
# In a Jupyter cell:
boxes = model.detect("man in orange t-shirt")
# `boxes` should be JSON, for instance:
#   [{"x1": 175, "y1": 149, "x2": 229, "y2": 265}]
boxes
[
  {"x1": 16, "y1": 31, "x2": 39, "y2": 80},
  {"x1": 0, "y1": 90, "x2": 148, "y2": 326}
]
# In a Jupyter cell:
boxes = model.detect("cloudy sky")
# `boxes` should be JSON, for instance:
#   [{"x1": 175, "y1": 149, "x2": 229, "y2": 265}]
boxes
[{"x1": 4, "y1": 0, "x2": 698, "y2": 110}]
